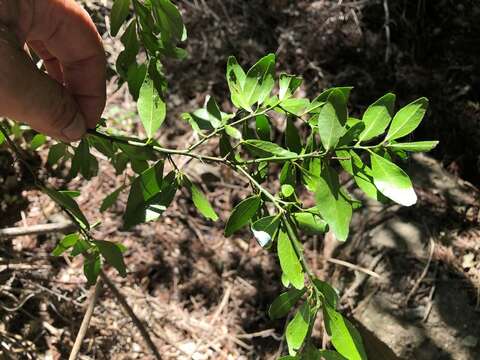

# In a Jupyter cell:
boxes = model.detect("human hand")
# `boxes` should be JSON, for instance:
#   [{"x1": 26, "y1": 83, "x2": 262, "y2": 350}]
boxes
[{"x1": 0, "y1": 0, "x2": 106, "y2": 142}]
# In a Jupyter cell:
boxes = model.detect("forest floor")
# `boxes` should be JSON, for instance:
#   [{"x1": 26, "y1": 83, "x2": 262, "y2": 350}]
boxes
[{"x1": 0, "y1": 1, "x2": 479, "y2": 359}]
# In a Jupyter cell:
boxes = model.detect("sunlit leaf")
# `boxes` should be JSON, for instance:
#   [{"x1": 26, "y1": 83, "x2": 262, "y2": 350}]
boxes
[
  {"x1": 385, "y1": 97, "x2": 428, "y2": 141},
  {"x1": 277, "y1": 230, "x2": 304, "y2": 290},
  {"x1": 286, "y1": 302, "x2": 311, "y2": 355},
  {"x1": 225, "y1": 196, "x2": 261, "y2": 236}
]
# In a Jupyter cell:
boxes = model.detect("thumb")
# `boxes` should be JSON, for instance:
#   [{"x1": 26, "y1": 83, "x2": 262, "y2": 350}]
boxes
[{"x1": 0, "y1": 25, "x2": 86, "y2": 142}]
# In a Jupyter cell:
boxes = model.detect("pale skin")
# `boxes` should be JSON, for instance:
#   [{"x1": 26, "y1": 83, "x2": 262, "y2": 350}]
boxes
[{"x1": 0, "y1": 0, "x2": 106, "y2": 142}]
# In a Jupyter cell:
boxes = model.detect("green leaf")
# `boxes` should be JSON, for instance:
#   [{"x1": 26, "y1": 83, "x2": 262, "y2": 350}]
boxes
[
  {"x1": 292, "y1": 212, "x2": 328, "y2": 235},
  {"x1": 225, "y1": 125, "x2": 242, "y2": 140},
  {"x1": 387, "y1": 141, "x2": 439, "y2": 152},
  {"x1": 317, "y1": 89, "x2": 348, "y2": 151},
  {"x1": 127, "y1": 63, "x2": 148, "y2": 100},
  {"x1": 189, "y1": 183, "x2": 218, "y2": 221},
  {"x1": 357, "y1": 93, "x2": 395, "y2": 143},
  {"x1": 47, "y1": 143, "x2": 67, "y2": 166},
  {"x1": 280, "y1": 98, "x2": 310, "y2": 116},
  {"x1": 30, "y1": 134, "x2": 46, "y2": 150},
  {"x1": 277, "y1": 230, "x2": 304, "y2": 290},
  {"x1": 286, "y1": 302, "x2": 311, "y2": 355},
  {"x1": 285, "y1": 117, "x2": 302, "y2": 154},
  {"x1": 52, "y1": 233, "x2": 80, "y2": 256},
  {"x1": 243, "y1": 53, "x2": 276, "y2": 107},
  {"x1": 100, "y1": 185, "x2": 126, "y2": 212},
  {"x1": 385, "y1": 97, "x2": 429, "y2": 141},
  {"x1": 0, "y1": 131, "x2": 4, "y2": 145},
  {"x1": 151, "y1": 0, "x2": 185, "y2": 42},
  {"x1": 323, "y1": 304, "x2": 367, "y2": 360},
  {"x1": 138, "y1": 72, "x2": 166, "y2": 138},
  {"x1": 71, "y1": 238, "x2": 91, "y2": 257},
  {"x1": 117, "y1": 21, "x2": 140, "y2": 77},
  {"x1": 279, "y1": 357, "x2": 298, "y2": 360},
  {"x1": 95, "y1": 240, "x2": 127, "y2": 277},
  {"x1": 314, "y1": 166, "x2": 352, "y2": 241},
  {"x1": 268, "y1": 288, "x2": 305, "y2": 320},
  {"x1": 255, "y1": 114, "x2": 271, "y2": 141},
  {"x1": 305, "y1": 87, "x2": 352, "y2": 115},
  {"x1": 43, "y1": 187, "x2": 89, "y2": 229},
  {"x1": 279, "y1": 73, "x2": 303, "y2": 100},
  {"x1": 281, "y1": 184, "x2": 295, "y2": 198},
  {"x1": 370, "y1": 152, "x2": 417, "y2": 206},
  {"x1": 110, "y1": 0, "x2": 131, "y2": 36},
  {"x1": 338, "y1": 121, "x2": 365, "y2": 147},
  {"x1": 251, "y1": 215, "x2": 280, "y2": 248},
  {"x1": 313, "y1": 279, "x2": 339, "y2": 308},
  {"x1": 205, "y1": 96, "x2": 223, "y2": 128},
  {"x1": 337, "y1": 150, "x2": 383, "y2": 201},
  {"x1": 224, "y1": 196, "x2": 261, "y2": 237},
  {"x1": 280, "y1": 162, "x2": 296, "y2": 186},
  {"x1": 243, "y1": 139, "x2": 298, "y2": 158},
  {"x1": 123, "y1": 161, "x2": 164, "y2": 228},
  {"x1": 317, "y1": 350, "x2": 348, "y2": 360},
  {"x1": 73, "y1": 139, "x2": 97, "y2": 180},
  {"x1": 84, "y1": 254, "x2": 101, "y2": 286},
  {"x1": 226, "y1": 56, "x2": 247, "y2": 109}
]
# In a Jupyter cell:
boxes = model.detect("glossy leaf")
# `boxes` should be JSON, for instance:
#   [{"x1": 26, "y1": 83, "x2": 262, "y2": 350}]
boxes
[
  {"x1": 47, "y1": 143, "x2": 67, "y2": 166},
  {"x1": 286, "y1": 117, "x2": 302, "y2": 154},
  {"x1": 279, "y1": 73, "x2": 302, "y2": 100},
  {"x1": 84, "y1": 254, "x2": 101, "y2": 286},
  {"x1": 387, "y1": 141, "x2": 438, "y2": 152},
  {"x1": 323, "y1": 304, "x2": 367, "y2": 360},
  {"x1": 30, "y1": 134, "x2": 46, "y2": 150},
  {"x1": 189, "y1": 183, "x2": 219, "y2": 221},
  {"x1": 138, "y1": 73, "x2": 166, "y2": 138},
  {"x1": 225, "y1": 196, "x2": 261, "y2": 237},
  {"x1": 43, "y1": 187, "x2": 89, "y2": 229},
  {"x1": 243, "y1": 53, "x2": 276, "y2": 107},
  {"x1": 100, "y1": 185, "x2": 126, "y2": 213},
  {"x1": 52, "y1": 233, "x2": 79, "y2": 256},
  {"x1": 385, "y1": 97, "x2": 429, "y2": 141},
  {"x1": 306, "y1": 87, "x2": 352, "y2": 114},
  {"x1": 255, "y1": 114, "x2": 271, "y2": 141},
  {"x1": 95, "y1": 240, "x2": 127, "y2": 277},
  {"x1": 314, "y1": 166, "x2": 352, "y2": 241},
  {"x1": 251, "y1": 215, "x2": 280, "y2": 248},
  {"x1": 292, "y1": 211, "x2": 328, "y2": 235},
  {"x1": 317, "y1": 89, "x2": 348, "y2": 151},
  {"x1": 358, "y1": 93, "x2": 395, "y2": 143},
  {"x1": 370, "y1": 152, "x2": 417, "y2": 206},
  {"x1": 110, "y1": 0, "x2": 131, "y2": 36},
  {"x1": 123, "y1": 161, "x2": 164, "y2": 228},
  {"x1": 226, "y1": 56, "x2": 247, "y2": 110},
  {"x1": 268, "y1": 288, "x2": 305, "y2": 320},
  {"x1": 277, "y1": 230, "x2": 304, "y2": 290},
  {"x1": 243, "y1": 140, "x2": 298, "y2": 158},
  {"x1": 286, "y1": 302, "x2": 310, "y2": 355}
]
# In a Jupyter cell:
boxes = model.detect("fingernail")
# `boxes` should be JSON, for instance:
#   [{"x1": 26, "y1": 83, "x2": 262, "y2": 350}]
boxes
[{"x1": 61, "y1": 113, "x2": 86, "y2": 141}]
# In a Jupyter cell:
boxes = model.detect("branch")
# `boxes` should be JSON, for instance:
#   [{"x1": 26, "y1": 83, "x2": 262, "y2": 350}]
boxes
[
  {"x1": 69, "y1": 278, "x2": 103, "y2": 360},
  {"x1": 0, "y1": 222, "x2": 77, "y2": 239}
]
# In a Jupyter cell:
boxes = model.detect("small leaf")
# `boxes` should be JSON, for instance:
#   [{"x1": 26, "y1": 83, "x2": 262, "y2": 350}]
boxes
[
  {"x1": 358, "y1": 93, "x2": 395, "y2": 143},
  {"x1": 286, "y1": 302, "x2": 311, "y2": 355},
  {"x1": 30, "y1": 134, "x2": 46, "y2": 150},
  {"x1": 318, "y1": 350, "x2": 348, "y2": 360},
  {"x1": 385, "y1": 97, "x2": 429, "y2": 141},
  {"x1": 95, "y1": 240, "x2": 127, "y2": 277},
  {"x1": 251, "y1": 215, "x2": 280, "y2": 248},
  {"x1": 43, "y1": 187, "x2": 89, "y2": 229},
  {"x1": 189, "y1": 182, "x2": 219, "y2": 221},
  {"x1": 243, "y1": 140, "x2": 298, "y2": 158},
  {"x1": 244, "y1": 54, "x2": 276, "y2": 107},
  {"x1": 226, "y1": 56, "x2": 247, "y2": 110},
  {"x1": 285, "y1": 117, "x2": 302, "y2": 154},
  {"x1": 138, "y1": 72, "x2": 166, "y2": 138},
  {"x1": 317, "y1": 89, "x2": 348, "y2": 151},
  {"x1": 151, "y1": 0, "x2": 185, "y2": 42},
  {"x1": 306, "y1": 87, "x2": 353, "y2": 114},
  {"x1": 268, "y1": 288, "x2": 305, "y2": 320},
  {"x1": 277, "y1": 230, "x2": 304, "y2": 290},
  {"x1": 313, "y1": 279, "x2": 339, "y2": 308},
  {"x1": 225, "y1": 125, "x2": 242, "y2": 140},
  {"x1": 224, "y1": 196, "x2": 261, "y2": 237},
  {"x1": 100, "y1": 185, "x2": 126, "y2": 212},
  {"x1": 110, "y1": 0, "x2": 131, "y2": 36},
  {"x1": 387, "y1": 141, "x2": 438, "y2": 152},
  {"x1": 314, "y1": 166, "x2": 352, "y2": 241},
  {"x1": 292, "y1": 211, "x2": 328, "y2": 235},
  {"x1": 323, "y1": 304, "x2": 367, "y2": 360},
  {"x1": 47, "y1": 143, "x2": 66, "y2": 166},
  {"x1": 52, "y1": 233, "x2": 80, "y2": 256},
  {"x1": 279, "y1": 73, "x2": 303, "y2": 100},
  {"x1": 281, "y1": 184, "x2": 295, "y2": 197},
  {"x1": 370, "y1": 152, "x2": 417, "y2": 206},
  {"x1": 206, "y1": 96, "x2": 223, "y2": 128},
  {"x1": 255, "y1": 114, "x2": 271, "y2": 141},
  {"x1": 84, "y1": 254, "x2": 101, "y2": 286},
  {"x1": 71, "y1": 238, "x2": 91, "y2": 257},
  {"x1": 280, "y1": 162, "x2": 296, "y2": 186},
  {"x1": 280, "y1": 98, "x2": 310, "y2": 116}
]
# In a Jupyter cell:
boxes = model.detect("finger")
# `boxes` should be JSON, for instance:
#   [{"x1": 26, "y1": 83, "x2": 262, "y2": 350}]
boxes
[
  {"x1": 28, "y1": 40, "x2": 64, "y2": 84},
  {"x1": 0, "y1": 25, "x2": 86, "y2": 141},
  {"x1": 25, "y1": 0, "x2": 106, "y2": 129}
]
